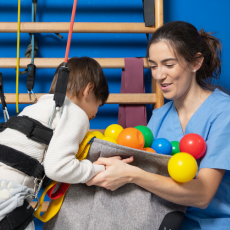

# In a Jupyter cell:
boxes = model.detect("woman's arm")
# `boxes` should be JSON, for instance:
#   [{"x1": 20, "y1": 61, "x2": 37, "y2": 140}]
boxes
[{"x1": 87, "y1": 157, "x2": 225, "y2": 209}]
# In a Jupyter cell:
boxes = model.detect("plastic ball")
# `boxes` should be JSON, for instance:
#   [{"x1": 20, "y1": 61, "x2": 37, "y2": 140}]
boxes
[
  {"x1": 179, "y1": 133, "x2": 206, "y2": 159},
  {"x1": 104, "y1": 124, "x2": 124, "y2": 141},
  {"x1": 143, "y1": 147, "x2": 156, "y2": 153},
  {"x1": 134, "y1": 125, "x2": 154, "y2": 148},
  {"x1": 101, "y1": 136, "x2": 117, "y2": 144},
  {"x1": 151, "y1": 138, "x2": 172, "y2": 155},
  {"x1": 91, "y1": 131, "x2": 104, "y2": 139},
  {"x1": 168, "y1": 152, "x2": 198, "y2": 183},
  {"x1": 171, "y1": 141, "x2": 180, "y2": 155},
  {"x1": 117, "y1": 128, "x2": 145, "y2": 149}
]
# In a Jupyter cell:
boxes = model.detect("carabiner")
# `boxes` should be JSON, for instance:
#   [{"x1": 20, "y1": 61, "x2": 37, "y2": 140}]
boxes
[
  {"x1": 28, "y1": 89, "x2": 37, "y2": 103},
  {"x1": 48, "y1": 104, "x2": 63, "y2": 129},
  {"x1": 24, "y1": 193, "x2": 40, "y2": 211},
  {"x1": 3, "y1": 107, "x2": 9, "y2": 122}
]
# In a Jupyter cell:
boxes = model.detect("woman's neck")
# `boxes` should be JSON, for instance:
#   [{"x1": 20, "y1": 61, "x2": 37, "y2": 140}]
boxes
[
  {"x1": 174, "y1": 82, "x2": 212, "y2": 133},
  {"x1": 174, "y1": 82, "x2": 211, "y2": 115}
]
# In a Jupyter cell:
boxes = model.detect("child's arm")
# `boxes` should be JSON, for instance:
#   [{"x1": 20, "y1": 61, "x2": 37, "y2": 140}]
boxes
[{"x1": 44, "y1": 98, "x2": 104, "y2": 184}]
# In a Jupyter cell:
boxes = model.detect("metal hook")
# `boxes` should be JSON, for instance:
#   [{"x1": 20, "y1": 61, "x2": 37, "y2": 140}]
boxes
[
  {"x1": 3, "y1": 107, "x2": 9, "y2": 122},
  {"x1": 24, "y1": 193, "x2": 40, "y2": 211},
  {"x1": 48, "y1": 105, "x2": 63, "y2": 128},
  {"x1": 28, "y1": 89, "x2": 37, "y2": 103}
]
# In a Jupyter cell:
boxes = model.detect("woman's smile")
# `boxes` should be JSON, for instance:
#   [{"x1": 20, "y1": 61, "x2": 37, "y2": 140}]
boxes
[{"x1": 160, "y1": 83, "x2": 172, "y2": 91}]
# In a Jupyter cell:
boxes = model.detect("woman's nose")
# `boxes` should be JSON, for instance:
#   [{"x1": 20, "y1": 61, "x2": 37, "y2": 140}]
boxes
[{"x1": 154, "y1": 68, "x2": 166, "y2": 81}]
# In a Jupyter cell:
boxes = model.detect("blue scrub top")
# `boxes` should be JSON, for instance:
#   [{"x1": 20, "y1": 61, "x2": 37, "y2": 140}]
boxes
[{"x1": 147, "y1": 89, "x2": 230, "y2": 230}]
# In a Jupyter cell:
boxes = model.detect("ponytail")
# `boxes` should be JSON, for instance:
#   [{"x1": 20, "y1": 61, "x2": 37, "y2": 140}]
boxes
[{"x1": 197, "y1": 29, "x2": 222, "y2": 89}]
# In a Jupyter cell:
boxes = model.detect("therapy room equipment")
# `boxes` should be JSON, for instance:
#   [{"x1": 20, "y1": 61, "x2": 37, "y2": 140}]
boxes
[{"x1": 0, "y1": 0, "x2": 188, "y2": 230}]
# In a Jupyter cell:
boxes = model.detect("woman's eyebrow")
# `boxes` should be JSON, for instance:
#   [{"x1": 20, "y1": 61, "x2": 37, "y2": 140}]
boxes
[
  {"x1": 161, "y1": 58, "x2": 177, "y2": 63},
  {"x1": 148, "y1": 58, "x2": 177, "y2": 63},
  {"x1": 148, "y1": 59, "x2": 156, "y2": 64}
]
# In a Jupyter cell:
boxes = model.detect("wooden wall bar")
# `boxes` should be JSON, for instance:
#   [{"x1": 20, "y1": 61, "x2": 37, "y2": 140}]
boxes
[
  {"x1": 0, "y1": 58, "x2": 150, "y2": 69},
  {"x1": 1, "y1": 93, "x2": 156, "y2": 104},
  {"x1": 0, "y1": 22, "x2": 156, "y2": 34}
]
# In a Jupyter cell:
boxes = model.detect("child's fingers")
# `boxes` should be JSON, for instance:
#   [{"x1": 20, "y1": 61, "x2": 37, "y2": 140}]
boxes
[
  {"x1": 109, "y1": 156, "x2": 122, "y2": 160},
  {"x1": 122, "y1": 156, "x2": 134, "y2": 164}
]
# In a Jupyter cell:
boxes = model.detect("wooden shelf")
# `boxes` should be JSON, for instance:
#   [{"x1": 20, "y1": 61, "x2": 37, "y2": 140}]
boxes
[
  {"x1": 31, "y1": 201, "x2": 49, "y2": 213},
  {"x1": 0, "y1": 58, "x2": 149, "y2": 69},
  {"x1": 1, "y1": 93, "x2": 156, "y2": 104},
  {"x1": 0, "y1": 22, "x2": 156, "y2": 33}
]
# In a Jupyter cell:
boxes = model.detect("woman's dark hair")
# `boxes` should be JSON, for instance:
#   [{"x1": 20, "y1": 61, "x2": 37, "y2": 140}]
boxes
[
  {"x1": 49, "y1": 57, "x2": 109, "y2": 105},
  {"x1": 146, "y1": 21, "x2": 222, "y2": 90}
]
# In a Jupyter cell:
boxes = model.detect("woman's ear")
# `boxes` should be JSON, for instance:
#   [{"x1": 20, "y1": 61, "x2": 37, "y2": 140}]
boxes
[
  {"x1": 83, "y1": 82, "x2": 95, "y2": 99},
  {"x1": 193, "y1": 52, "x2": 204, "y2": 72}
]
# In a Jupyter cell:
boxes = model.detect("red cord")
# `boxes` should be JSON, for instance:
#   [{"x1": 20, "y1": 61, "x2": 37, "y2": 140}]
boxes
[{"x1": 64, "y1": 0, "x2": 78, "y2": 63}]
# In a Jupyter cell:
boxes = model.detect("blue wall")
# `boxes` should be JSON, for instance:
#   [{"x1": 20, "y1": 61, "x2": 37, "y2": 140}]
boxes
[{"x1": 0, "y1": 0, "x2": 229, "y2": 229}]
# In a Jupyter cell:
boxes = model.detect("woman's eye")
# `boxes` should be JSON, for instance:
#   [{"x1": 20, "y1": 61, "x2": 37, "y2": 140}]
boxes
[
  {"x1": 150, "y1": 66, "x2": 157, "y2": 69},
  {"x1": 166, "y1": 64, "x2": 174, "y2": 68}
]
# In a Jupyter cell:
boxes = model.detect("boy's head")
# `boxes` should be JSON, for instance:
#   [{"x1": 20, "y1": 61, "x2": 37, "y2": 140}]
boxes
[{"x1": 49, "y1": 57, "x2": 109, "y2": 120}]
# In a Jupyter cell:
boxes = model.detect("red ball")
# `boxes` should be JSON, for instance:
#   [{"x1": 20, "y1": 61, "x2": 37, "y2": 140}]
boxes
[{"x1": 179, "y1": 133, "x2": 206, "y2": 159}]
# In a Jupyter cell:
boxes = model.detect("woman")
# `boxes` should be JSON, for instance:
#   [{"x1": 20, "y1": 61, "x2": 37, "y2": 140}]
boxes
[{"x1": 87, "y1": 21, "x2": 230, "y2": 229}]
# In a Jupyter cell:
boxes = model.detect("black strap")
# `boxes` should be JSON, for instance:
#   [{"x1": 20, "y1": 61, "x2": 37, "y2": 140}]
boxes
[
  {"x1": 142, "y1": 0, "x2": 155, "y2": 27},
  {"x1": 0, "y1": 72, "x2": 7, "y2": 110},
  {"x1": 0, "y1": 200, "x2": 34, "y2": 230},
  {"x1": 26, "y1": 63, "x2": 36, "y2": 91},
  {"x1": 54, "y1": 63, "x2": 70, "y2": 108},
  {"x1": 0, "y1": 144, "x2": 44, "y2": 178},
  {"x1": 0, "y1": 116, "x2": 53, "y2": 145}
]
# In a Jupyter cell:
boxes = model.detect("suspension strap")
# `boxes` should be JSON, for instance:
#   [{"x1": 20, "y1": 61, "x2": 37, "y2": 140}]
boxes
[
  {"x1": 0, "y1": 116, "x2": 53, "y2": 145},
  {"x1": 53, "y1": 0, "x2": 78, "y2": 108},
  {"x1": 27, "y1": 63, "x2": 37, "y2": 102},
  {"x1": 0, "y1": 200, "x2": 34, "y2": 230},
  {"x1": 53, "y1": 64, "x2": 70, "y2": 108},
  {"x1": 49, "y1": 0, "x2": 78, "y2": 127},
  {"x1": 0, "y1": 72, "x2": 10, "y2": 122},
  {"x1": 142, "y1": 0, "x2": 155, "y2": 27},
  {"x1": 0, "y1": 144, "x2": 44, "y2": 178},
  {"x1": 142, "y1": 0, "x2": 155, "y2": 41}
]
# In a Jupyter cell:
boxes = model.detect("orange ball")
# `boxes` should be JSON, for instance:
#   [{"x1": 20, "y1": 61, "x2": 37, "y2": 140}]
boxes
[
  {"x1": 117, "y1": 128, "x2": 145, "y2": 149},
  {"x1": 143, "y1": 147, "x2": 156, "y2": 153}
]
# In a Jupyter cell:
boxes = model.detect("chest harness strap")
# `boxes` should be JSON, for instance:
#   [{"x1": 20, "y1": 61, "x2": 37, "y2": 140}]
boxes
[
  {"x1": 0, "y1": 116, "x2": 53, "y2": 145},
  {"x1": 0, "y1": 144, "x2": 44, "y2": 178}
]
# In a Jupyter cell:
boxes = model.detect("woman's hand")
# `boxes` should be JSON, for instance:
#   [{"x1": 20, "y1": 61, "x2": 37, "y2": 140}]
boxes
[{"x1": 87, "y1": 156, "x2": 135, "y2": 191}]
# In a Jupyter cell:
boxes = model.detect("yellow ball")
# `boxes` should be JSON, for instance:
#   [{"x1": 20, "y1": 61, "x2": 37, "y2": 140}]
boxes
[
  {"x1": 168, "y1": 152, "x2": 198, "y2": 183},
  {"x1": 91, "y1": 131, "x2": 104, "y2": 139},
  {"x1": 101, "y1": 136, "x2": 117, "y2": 144},
  {"x1": 104, "y1": 124, "x2": 123, "y2": 141}
]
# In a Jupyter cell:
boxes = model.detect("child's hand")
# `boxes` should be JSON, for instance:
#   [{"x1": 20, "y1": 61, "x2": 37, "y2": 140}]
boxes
[{"x1": 93, "y1": 156, "x2": 122, "y2": 165}]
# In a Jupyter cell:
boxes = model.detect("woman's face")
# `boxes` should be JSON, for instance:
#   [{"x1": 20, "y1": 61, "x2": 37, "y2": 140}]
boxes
[{"x1": 148, "y1": 41, "x2": 195, "y2": 100}]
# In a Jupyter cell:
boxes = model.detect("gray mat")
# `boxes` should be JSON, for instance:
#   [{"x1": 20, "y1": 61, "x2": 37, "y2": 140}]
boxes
[{"x1": 43, "y1": 139, "x2": 186, "y2": 230}]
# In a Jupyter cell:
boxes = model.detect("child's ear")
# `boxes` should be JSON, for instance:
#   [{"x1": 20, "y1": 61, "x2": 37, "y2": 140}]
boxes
[{"x1": 83, "y1": 82, "x2": 95, "y2": 99}]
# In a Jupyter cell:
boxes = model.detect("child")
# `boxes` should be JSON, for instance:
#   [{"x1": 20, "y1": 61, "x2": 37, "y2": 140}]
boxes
[{"x1": 0, "y1": 57, "x2": 109, "y2": 230}]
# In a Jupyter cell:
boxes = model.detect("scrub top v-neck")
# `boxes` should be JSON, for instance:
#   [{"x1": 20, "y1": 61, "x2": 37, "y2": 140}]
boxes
[{"x1": 147, "y1": 89, "x2": 230, "y2": 230}]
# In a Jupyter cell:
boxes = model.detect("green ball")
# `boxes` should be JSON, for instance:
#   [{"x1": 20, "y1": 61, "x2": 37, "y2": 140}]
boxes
[
  {"x1": 171, "y1": 141, "x2": 180, "y2": 155},
  {"x1": 134, "y1": 125, "x2": 154, "y2": 148}
]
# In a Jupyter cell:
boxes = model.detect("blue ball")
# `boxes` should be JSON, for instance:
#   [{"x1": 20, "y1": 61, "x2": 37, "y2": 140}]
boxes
[{"x1": 151, "y1": 138, "x2": 172, "y2": 155}]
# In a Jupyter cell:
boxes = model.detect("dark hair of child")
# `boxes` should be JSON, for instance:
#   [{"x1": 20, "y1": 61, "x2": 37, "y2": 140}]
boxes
[{"x1": 49, "y1": 57, "x2": 109, "y2": 105}]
